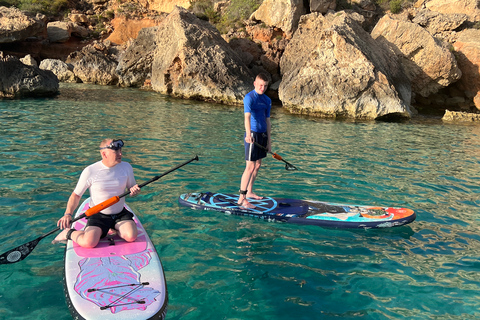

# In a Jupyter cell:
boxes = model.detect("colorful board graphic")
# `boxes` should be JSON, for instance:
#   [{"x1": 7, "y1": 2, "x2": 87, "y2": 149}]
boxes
[{"x1": 179, "y1": 192, "x2": 416, "y2": 229}]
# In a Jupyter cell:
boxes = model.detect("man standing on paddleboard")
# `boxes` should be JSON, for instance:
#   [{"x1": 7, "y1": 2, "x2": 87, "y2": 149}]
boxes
[
  {"x1": 53, "y1": 138, "x2": 140, "y2": 247},
  {"x1": 238, "y1": 73, "x2": 272, "y2": 209}
]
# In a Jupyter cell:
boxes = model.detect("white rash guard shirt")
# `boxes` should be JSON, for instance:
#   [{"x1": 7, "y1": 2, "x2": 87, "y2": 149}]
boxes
[{"x1": 73, "y1": 160, "x2": 137, "y2": 215}]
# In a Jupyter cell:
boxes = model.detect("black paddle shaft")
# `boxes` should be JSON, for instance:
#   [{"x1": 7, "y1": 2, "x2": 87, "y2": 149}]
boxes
[
  {"x1": 118, "y1": 155, "x2": 200, "y2": 197},
  {"x1": 252, "y1": 141, "x2": 297, "y2": 170},
  {"x1": 0, "y1": 155, "x2": 199, "y2": 265}
]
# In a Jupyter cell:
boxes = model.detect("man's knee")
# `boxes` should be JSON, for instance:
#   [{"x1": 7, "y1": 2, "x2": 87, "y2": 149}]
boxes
[
  {"x1": 123, "y1": 234, "x2": 137, "y2": 242},
  {"x1": 80, "y1": 235, "x2": 100, "y2": 248}
]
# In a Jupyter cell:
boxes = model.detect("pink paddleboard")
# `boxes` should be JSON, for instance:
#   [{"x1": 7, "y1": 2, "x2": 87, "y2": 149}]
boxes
[{"x1": 64, "y1": 198, "x2": 168, "y2": 320}]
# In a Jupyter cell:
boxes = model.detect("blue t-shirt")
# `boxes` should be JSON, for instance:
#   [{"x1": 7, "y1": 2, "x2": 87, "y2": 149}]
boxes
[{"x1": 244, "y1": 90, "x2": 271, "y2": 133}]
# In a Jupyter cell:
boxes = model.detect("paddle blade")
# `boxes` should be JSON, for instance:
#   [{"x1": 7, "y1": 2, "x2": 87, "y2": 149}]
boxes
[
  {"x1": 0, "y1": 237, "x2": 41, "y2": 265},
  {"x1": 285, "y1": 163, "x2": 298, "y2": 171}
]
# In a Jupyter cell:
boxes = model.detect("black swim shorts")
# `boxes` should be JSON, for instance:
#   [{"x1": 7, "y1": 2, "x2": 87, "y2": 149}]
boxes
[
  {"x1": 244, "y1": 131, "x2": 268, "y2": 161},
  {"x1": 85, "y1": 207, "x2": 134, "y2": 238}
]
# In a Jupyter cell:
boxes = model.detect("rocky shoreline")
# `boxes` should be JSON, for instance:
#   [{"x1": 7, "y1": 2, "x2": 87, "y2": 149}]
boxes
[{"x1": 1, "y1": 0, "x2": 480, "y2": 121}]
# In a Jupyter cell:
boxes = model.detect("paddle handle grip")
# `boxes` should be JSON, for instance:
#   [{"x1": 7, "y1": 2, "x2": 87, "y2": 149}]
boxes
[
  {"x1": 272, "y1": 153, "x2": 283, "y2": 161},
  {"x1": 85, "y1": 196, "x2": 120, "y2": 216}
]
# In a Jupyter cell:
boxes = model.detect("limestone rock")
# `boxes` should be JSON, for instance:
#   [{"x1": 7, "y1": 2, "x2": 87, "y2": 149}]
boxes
[
  {"x1": 0, "y1": 6, "x2": 47, "y2": 43},
  {"x1": 106, "y1": 15, "x2": 166, "y2": 45},
  {"x1": 279, "y1": 12, "x2": 412, "y2": 120},
  {"x1": 250, "y1": 0, "x2": 306, "y2": 36},
  {"x1": 130, "y1": 0, "x2": 190, "y2": 13},
  {"x1": 442, "y1": 110, "x2": 480, "y2": 121},
  {"x1": 453, "y1": 29, "x2": 480, "y2": 110},
  {"x1": 426, "y1": 0, "x2": 480, "y2": 22},
  {"x1": 150, "y1": 7, "x2": 253, "y2": 105},
  {"x1": 47, "y1": 21, "x2": 71, "y2": 43},
  {"x1": 228, "y1": 38, "x2": 263, "y2": 67},
  {"x1": 0, "y1": 52, "x2": 59, "y2": 98},
  {"x1": 20, "y1": 54, "x2": 37, "y2": 67},
  {"x1": 310, "y1": 0, "x2": 337, "y2": 13},
  {"x1": 66, "y1": 41, "x2": 119, "y2": 85},
  {"x1": 372, "y1": 14, "x2": 461, "y2": 97},
  {"x1": 116, "y1": 26, "x2": 159, "y2": 87},
  {"x1": 412, "y1": 9, "x2": 467, "y2": 34},
  {"x1": 39, "y1": 58, "x2": 78, "y2": 83},
  {"x1": 69, "y1": 13, "x2": 89, "y2": 24},
  {"x1": 350, "y1": 0, "x2": 376, "y2": 11}
]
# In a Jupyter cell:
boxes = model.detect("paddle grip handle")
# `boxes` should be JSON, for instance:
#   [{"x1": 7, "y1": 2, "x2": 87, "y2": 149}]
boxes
[
  {"x1": 272, "y1": 153, "x2": 283, "y2": 161},
  {"x1": 85, "y1": 196, "x2": 120, "y2": 216}
]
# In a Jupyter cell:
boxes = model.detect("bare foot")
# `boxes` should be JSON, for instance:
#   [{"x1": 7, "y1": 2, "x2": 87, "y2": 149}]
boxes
[
  {"x1": 238, "y1": 198, "x2": 256, "y2": 209},
  {"x1": 247, "y1": 193, "x2": 263, "y2": 200},
  {"x1": 52, "y1": 228, "x2": 70, "y2": 244},
  {"x1": 107, "y1": 229, "x2": 117, "y2": 236}
]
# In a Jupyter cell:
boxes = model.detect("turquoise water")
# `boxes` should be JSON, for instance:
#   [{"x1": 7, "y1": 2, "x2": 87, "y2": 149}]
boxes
[{"x1": 1, "y1": 83, "x2": 480, "y2": 319}]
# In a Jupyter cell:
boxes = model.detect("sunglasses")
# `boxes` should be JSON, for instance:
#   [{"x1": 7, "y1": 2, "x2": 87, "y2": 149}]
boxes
[{"x1": 100, "y1": 139, "x2": 124, "y2": 151}]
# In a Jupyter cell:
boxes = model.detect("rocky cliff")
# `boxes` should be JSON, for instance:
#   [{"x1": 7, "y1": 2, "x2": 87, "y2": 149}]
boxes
[{"x1": 1, "y1": 0, "x2": 480, "y2": 121}]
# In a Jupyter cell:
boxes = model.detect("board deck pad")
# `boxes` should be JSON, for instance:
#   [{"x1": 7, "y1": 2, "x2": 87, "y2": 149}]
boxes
[
  {"x1": 178, "y1": 192, "x2": 416, "y2": 229},
  {"x1": 64, "y1": 198, "x2": 168, "y2": 320}
]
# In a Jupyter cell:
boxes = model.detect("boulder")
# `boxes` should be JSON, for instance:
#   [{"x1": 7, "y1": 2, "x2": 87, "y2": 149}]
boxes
[
  {"x1": 0, "y1": 6, "x2": 47, "y2": 43},
  {"x1": 250, "y1": 0, "x2": 306, "y2": 36},
  {"x1": 371, "y1": 14, "x2": 461, "y2": 97},
  {"x1": 426, "y1": 0, "x2": 480, "y2": 22},
  {"x1": 412, "y1": 9, "x2": 468, "y2": 34},
  {"x1": 66, "y1": 41, "x2": 119, "y2": 85},
  {"x1": 310, "y1": 0, "x2": 336, "y2": 13},
  {"x1": 47, "y1": 21, "x2": 71, "y2": 43},
  {"x1": 453, "y1": 29, "x2": 480, "y2": 110},
  {"x1": 116, "y1": 26, "x2": 159, "y2": 87},
  {"x1": 39, "y1": 58, "x2": 78, "y2": 83},
  {"x1": 150, "y1": 6, "x2": 253, "y2": 105},
  {"x1": 69, "y1": 13, "x2": 89, "y2": 25},
  {"x1": 442, "y1": 110, "x2": 480, "y2": 121},
  {"x1": 0, "y1": 52, "x2": 59, "y2": 98},
  {"x1": 279, "y1": 12, "x2": 413, "y2": 120},
  {"x1": 20, "y1": 54, "x2": 37, "y2": 67}
]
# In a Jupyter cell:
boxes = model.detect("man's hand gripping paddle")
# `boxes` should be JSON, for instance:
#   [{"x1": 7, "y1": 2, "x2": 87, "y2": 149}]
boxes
[
  {"x1": 0, "y1": 155, "x2": 199, "y2": 265},
  {"x1": 253, "y1": 142, "x2": 298, "y2": 171}
]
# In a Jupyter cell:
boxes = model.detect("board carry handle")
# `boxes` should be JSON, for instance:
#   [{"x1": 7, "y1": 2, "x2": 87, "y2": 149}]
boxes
[{"x1": 0, "y1": 155, "x2": 200, "y2": 265}]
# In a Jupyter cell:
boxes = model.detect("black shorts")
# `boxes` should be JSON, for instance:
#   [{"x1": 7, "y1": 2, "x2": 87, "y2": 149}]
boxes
[
  {"x1": 85, "y1": 207, "x2": 134, "y2": 238},
  {"x1": 244, "y1": 131, "x2": 268, "y2": 161}
]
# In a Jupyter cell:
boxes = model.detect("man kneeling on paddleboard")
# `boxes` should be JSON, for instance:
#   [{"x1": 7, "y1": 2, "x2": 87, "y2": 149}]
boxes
[{"x1": 53, "y1": 138, "x2": 140, "y2": 247}]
